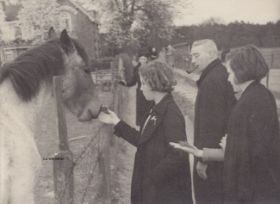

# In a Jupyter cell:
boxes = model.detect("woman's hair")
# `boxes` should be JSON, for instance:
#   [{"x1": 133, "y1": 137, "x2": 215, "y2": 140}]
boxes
[
  {"x1": 227, "y1": 44, "x2": 268, "y2": 83},
  {"x1": 139, "y1": 61, "x2": 177, "y2": 92}
]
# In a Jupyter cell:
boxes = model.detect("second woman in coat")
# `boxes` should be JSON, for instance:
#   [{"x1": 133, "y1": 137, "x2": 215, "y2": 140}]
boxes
[{"x1": 98, "y1": 61, "x2": 192, "y2": 204}]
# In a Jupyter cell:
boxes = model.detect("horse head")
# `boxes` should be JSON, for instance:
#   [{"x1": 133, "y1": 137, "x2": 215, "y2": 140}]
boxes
[
  {"x1": 50, "y1": 28, "x2": 102, "y2": 121},
  {"x1": 0, "y1": 28, "x2": 102, "y2": 121},
  {"x1": 0, "y1": 28, "x2": 102, "y2": 204}
]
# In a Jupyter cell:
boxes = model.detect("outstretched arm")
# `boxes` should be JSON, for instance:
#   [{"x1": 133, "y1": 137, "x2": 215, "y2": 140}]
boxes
[
  {"x1": 98, "y1": 109, "x2": 139, "y2": 146},
  {"x1": 170, "y1": 136, "x2": 226, "y2": 162}
]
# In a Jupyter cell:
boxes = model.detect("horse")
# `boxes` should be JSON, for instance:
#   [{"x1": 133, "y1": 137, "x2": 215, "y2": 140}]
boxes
[{"x1": 0, "y1": 28, "x2": 101, "y2": 204}]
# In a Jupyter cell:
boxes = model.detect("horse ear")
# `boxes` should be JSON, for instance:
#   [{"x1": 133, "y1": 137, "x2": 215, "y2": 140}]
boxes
[
  {"x1": 60, "y1": 29, "x2": 75, "y2": 54},
  {"x1": 47, "y1": 27, "x2": 57, "y2": 40}
]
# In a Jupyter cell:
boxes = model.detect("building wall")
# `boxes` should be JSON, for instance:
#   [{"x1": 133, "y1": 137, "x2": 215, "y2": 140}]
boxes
[
  {"x1": 73, "y1": 10, "x2": 100, "y2": 60},
  {"x1": 57, "y1": 0, "x2": 100, "y2": 60},
  {"x1": 0, "y1": 0, "x2": 100, "y2": 61},
  {"x1": 1, "y1": 21, "x2": 18, "y2": 42}
]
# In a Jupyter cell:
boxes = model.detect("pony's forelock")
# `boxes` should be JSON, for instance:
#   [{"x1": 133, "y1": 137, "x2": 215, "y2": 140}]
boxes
[
  {"x1": 0, "y1": 35, "x2": 89, "y2": 102},
  {"x1": 0, "y1": 39, "x2": 65, "y2": 101}
]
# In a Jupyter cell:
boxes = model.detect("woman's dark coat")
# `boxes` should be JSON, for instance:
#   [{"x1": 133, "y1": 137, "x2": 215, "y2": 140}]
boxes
[
  {"x1": 125, "y1": 63, "x2": 154, "y2": 126},
  {"x1": 224, "y1": 81, "x2": 280, "y2": 204},
  {"x1": 114, "y1": 94, "x2": 192, "y2": 204},
  {"x1": 193, "y1": 59, "x2": 236, "y2": 204}
]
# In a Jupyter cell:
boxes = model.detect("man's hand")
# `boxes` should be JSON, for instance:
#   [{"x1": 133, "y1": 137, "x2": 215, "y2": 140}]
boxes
[{"x1": 196, "y1": 161, "x2": 208, "y2": 180}]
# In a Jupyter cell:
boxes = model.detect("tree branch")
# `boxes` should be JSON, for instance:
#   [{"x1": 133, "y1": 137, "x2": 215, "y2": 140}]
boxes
[
  {"x1": 130, "y1": 0, "x2": 137, "y2": 15},
  {"x1": 113, "y1": 0, "x2": 122, "y2": 12}
]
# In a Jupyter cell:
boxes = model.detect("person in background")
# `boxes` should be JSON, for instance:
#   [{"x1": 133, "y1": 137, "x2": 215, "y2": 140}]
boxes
[
  {"x1": 166, "y1": 44, "x2": 176, "y2": 68},
  {"x1": 120, "y1": 54, "x2": 154, "y2": 126},
  {"x1": 150, "y1": 47, "x2": 158, "y2": 60},
  {"x1": 99, "y1": 61, "x2": 193, "y2": 204},
  {"x1": 171, "y1": 44, "x2": 280, "y2": 204},
  {"x1": 221, "y1": 47, "x2": 230, "y2": 62},
  {"x1": 189, "y1": 39, "x2": 236, "y2": 204}
]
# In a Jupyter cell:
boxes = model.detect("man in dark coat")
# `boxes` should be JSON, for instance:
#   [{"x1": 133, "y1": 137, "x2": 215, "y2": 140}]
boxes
[{"x1": 190, "y1": 39, "x2": 236, "y2": 204}]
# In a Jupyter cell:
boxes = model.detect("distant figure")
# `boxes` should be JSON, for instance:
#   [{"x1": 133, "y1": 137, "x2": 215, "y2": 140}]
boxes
[
  {"x1": 221, "y1": 48, "x2": 230, "y2": 62},
  {"x1": 150, "y1": 47, "x2": 158, "y2": 60},
  {"x1": 120, "y1": 54, "x2": 154, "y2": 126},
  {"x1": 157, "y1": 47, "x2": 167, "y2": 63},
  {"x1": 166, "y1": 44, "x2": 175, "y2": 67}
]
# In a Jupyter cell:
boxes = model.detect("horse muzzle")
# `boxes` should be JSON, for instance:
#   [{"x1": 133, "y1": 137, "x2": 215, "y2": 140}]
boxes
[{"x1": 78, "y1": 102, "x2": 102, "y2": 122}]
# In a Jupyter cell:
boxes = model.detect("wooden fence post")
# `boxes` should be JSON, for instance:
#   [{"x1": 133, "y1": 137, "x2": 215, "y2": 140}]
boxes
[
  {"x1": 53, "y1": 76, "x2": 74, "y2": 204},
  {"x1": 98, "y1": 124, "x2": 113, "y2": 204}
]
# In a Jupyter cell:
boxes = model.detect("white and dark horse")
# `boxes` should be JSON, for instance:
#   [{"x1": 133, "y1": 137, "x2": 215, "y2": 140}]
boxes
[{"x1": 0, "y1": 29, "x2": 101, "y2": 204}]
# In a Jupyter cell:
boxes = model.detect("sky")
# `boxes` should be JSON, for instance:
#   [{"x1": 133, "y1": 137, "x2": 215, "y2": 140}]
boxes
[{"x1": 174, "y1": 0, "x2": 280, "y2": 26}]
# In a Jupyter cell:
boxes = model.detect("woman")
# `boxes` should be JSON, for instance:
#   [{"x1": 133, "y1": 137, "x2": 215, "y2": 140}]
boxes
[
  {"x1": 121, "y1": 55, "x2": 154, "y2": 126},
  {"x1": 171, "y1": 45, "x2": 280, "y2": 204},
  {"x1": 99, "y1": 61, "x2": 192, "y2": 204}
]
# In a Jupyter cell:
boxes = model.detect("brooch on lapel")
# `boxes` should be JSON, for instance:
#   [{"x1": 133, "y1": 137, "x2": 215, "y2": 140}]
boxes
[{"x1": 150, "y1": 115, "x2": 157, "y2": 125}]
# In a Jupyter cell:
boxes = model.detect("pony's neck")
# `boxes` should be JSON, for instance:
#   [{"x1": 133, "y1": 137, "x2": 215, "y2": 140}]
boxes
[{"x1": 0, "y1": 79, "x2": 52, "y2": 135}]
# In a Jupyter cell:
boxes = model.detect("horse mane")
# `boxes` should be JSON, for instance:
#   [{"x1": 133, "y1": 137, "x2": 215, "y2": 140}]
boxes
[{"x1": 0, "y1": 38, "x2": 88, "y2": 102}]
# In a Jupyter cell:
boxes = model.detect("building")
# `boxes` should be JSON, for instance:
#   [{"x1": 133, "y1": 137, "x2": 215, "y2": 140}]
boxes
[
  {"x1": 0, "y1": 0, "x2": 100, "y2": 61},
  {"x1": 56, "y1": 0, "x2": 100, "y2": 59}
]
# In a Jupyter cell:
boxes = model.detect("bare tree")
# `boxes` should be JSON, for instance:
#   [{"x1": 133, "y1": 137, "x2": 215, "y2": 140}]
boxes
[{"x1": 97, "y1": 0, "x2": 189, "y2": 51}]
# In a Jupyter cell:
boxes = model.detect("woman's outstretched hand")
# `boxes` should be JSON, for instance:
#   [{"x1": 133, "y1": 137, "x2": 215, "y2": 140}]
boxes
[
  {"x1": 169, "y1": 141, "x2": 203, "y2": 158},
  {"x1": 98, "y1": 107, "x2": 120, "y2": 125}
]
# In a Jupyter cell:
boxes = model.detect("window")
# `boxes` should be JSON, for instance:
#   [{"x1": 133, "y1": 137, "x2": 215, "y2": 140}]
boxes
[{"x1": 59, "y1": 12, "x2": 72, "y2": 32}]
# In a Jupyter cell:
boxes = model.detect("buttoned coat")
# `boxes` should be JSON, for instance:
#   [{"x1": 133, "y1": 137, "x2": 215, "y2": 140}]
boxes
[
  {"x1": 193, "y1": 59, "x2": 236, "y2": 204},
  {"x1": 114, "y1": 94, "x2": 192, "y2": 204},
  {"x1": 224, "y1": 81, "x2": 280, "y2": 204}
]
